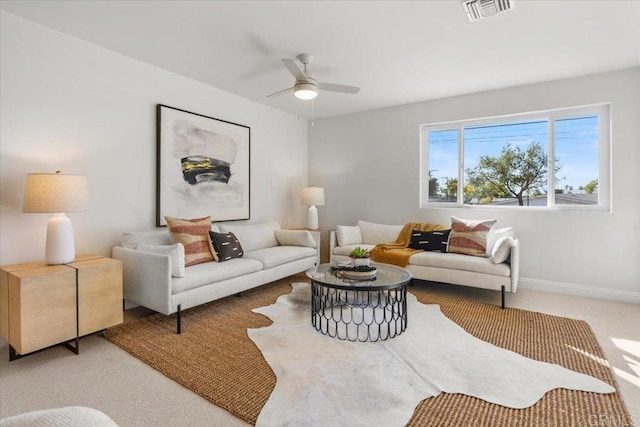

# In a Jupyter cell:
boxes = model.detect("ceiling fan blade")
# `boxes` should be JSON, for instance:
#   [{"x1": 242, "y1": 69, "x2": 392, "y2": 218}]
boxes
[
  {"x1": 267, "y1": 87, "x2": 294, "y2": 98},
  {"x1": 318, "y1": 82, "x2": 360, "y2": 94},
  {"x1": 282, "y1": 59, "x2": 308, "y2": 82}
]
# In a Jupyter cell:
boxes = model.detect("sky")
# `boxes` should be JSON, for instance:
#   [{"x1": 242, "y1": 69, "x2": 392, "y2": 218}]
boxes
[{"x1": 426, "y1": 115, "x2": 599, "y2": 194}]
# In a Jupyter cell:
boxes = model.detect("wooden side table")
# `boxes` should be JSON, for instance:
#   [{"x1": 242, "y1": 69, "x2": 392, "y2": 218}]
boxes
[
  {"x1": 69, "y1": 255, "x2": 123, "y2": 337},
  {"x1": 293, "y1": 229, "x2": 327, "y2": 265},
  {"x1": 0, "y1": 255, "x2": 123, "y2": 361},
  {"x1": 316, "y1": 229, "x2": 330, "y2": 264}
]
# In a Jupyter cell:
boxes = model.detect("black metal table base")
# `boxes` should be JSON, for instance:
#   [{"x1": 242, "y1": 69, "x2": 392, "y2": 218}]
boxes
[{"x1": 311, "y1": 281, "x2": 407, "y2": 342}]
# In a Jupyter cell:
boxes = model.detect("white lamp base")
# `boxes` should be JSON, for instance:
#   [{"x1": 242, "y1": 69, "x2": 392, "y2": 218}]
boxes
[
  {"x1": 45, "y1": 213, "x2": 76, "y2": 265},
  {"x1": 307, "y1": 205, "x2": 319, "y2": 230}
]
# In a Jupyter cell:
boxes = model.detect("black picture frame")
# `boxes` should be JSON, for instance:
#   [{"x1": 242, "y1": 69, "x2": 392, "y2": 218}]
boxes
[{"x1": 156, "y1": 104, "x2": 250, "y2": 226}]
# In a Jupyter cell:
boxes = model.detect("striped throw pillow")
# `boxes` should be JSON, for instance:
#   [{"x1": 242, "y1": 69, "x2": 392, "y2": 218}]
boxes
[
  {"x1": 447, "y1": 217, "x2": 497, "y2": 257},
  {"x1": 165, "y1": 216, "x2": 215, "y2": 267}
]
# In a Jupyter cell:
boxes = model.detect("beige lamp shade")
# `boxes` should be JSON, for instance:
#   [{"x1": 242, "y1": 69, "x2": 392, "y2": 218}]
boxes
[
  {"x1": 23, "y1": 173, "x2": 89, "y2": 213},
  {"x1": 301, "y1": 187, "x2": 325, "y2": 207}
]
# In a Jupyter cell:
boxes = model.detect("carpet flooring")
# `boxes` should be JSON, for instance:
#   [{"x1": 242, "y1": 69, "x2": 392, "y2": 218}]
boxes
[{"x1": 104, "y1": 277, "x2": 631, "y2": 426}]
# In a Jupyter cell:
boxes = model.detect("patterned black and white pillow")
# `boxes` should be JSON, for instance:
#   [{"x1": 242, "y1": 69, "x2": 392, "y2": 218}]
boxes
[
  {"x1": 408, "y1": 229, "x2": 451, "y2": 253},
  {"x1": 208, "y1": 231, "x2": 244, "y2": 262}
]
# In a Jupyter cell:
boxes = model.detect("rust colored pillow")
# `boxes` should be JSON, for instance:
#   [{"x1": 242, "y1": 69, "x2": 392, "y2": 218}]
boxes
[
  {"x1": 447, "y1": 217, "x2": 497, "y2": 257},
  {"x1": 165, "y1": 216, "x2": 215, "y2": 266}
]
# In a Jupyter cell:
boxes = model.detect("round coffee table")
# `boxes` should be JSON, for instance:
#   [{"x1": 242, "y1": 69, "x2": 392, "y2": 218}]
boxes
[{"x1": 306, "y1": 262, "x2": 412, "y2": 342}]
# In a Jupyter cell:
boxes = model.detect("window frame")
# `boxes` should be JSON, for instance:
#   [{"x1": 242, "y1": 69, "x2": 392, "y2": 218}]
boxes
[{"x1": 419, "y1": 103, "x2": 611, "y2": 212}]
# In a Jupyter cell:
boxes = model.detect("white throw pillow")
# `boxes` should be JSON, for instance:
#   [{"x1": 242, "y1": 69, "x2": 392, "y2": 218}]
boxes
[
  {"x1": 336, "y1": 225, "x2": 363, "y2": 246},
  {"x1": 485, "y1": 227, "x2": 515, "y2": 256},
  {"x1": 137, "y1": 243, "x2": 186, "y2": 278},
  {"x1": 490, "y1": 237, "x2": 513, "y2": 264},
  {"x1": 219, "y1": 221, "x2": 280, "y2": 252},
  {"x1": 275, "y1": 230, "x2": 317, "y2": 248},
  {"x1": 357, "y1": 220, "x2": 403, "y2": 245}
]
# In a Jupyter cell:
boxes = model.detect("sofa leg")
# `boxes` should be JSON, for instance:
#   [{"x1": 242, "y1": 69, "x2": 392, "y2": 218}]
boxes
[
  {"x1": 501, "y1": 286, "x2": 505, "y2": 309},
  {"x1": 236, "y1": 292, "x2": 242, "y2": 297},
  {"x1": 177, "y1": 304, "x2": 182, "y2": 335}
]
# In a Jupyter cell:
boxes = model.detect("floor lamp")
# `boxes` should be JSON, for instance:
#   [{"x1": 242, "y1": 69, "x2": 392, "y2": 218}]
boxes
[
  {"x1": 301, "y1": 187, "x2": 325, "y2": 230},
  {"x1": 22, "y1": 172, "x2": 89, "y2": 265}
]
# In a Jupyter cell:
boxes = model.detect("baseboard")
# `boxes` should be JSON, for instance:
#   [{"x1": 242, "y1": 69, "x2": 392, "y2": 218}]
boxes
[
  {"x1": 518, "y1": 277, "x2": 640, "y2": 305},
  {"x1": 123, "y1": 300, "x2": 139, "y2": 310}
]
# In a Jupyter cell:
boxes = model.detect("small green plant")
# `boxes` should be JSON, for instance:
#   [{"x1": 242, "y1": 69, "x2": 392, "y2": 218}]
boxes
[{"x1": 349, "y1": 246, "x2": 370, "y2": 259}]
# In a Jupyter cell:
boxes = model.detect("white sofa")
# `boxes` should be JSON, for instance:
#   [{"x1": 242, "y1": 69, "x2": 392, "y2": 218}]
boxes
[
  {"x1": 112, "y1": 221, "x2": 318, "y2": 333},
  {"x1": 329, "y1": 220, "x2": 520, "y2": 308}
]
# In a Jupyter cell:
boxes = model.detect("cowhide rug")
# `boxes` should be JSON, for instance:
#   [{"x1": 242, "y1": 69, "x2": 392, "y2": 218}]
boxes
[{"x1": 247, "y1": 283, "x2": 614, "y2": 427}]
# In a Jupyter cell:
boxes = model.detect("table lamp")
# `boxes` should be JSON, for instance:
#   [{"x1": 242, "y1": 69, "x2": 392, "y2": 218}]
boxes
[
  {"x1": 301, "y1": 187, "x2": 325, "y2": 230},
  {"x1": 22, "y1": 172, "x2": 89, "y2": 265}
]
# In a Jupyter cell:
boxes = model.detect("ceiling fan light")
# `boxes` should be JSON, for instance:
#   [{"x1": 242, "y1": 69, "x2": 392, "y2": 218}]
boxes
[{"x1": 294, "y1": 83, "x2": 318, "y2": 100}]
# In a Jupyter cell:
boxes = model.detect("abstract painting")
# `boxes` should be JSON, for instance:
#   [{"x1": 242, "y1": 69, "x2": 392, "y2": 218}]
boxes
[{"x1": 156, "y1": 104, "x2": 250, "y2": 226}]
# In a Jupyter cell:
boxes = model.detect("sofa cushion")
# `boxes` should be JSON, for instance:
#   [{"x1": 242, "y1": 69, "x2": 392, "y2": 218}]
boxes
[
  {"x1": 165, "y1": 216, "x2": 216, "y2": 267},
  {"x1": 336, "y1": 225, "x2": 363, "y2": 246},
  {"x1": 490, "y1": 237, "x2": 513, "y2": 264},
  {"x1": 275, "y1": 229, "x2": 317, "y2": 248},
  {"x1": 172, "y1": 258, "x2": 263, "y2": 294},
  {"x1": 332, "y1": 244, "x2": 377, "y2": 257},
  {"x1": 358, "y1": 220, "x2": 403, "y2": 245},
  {"x1": 244, "y1": 246, "x2": 317, "y2": 270},
  {"x1": 409, "y1": 229, "x2": 451, "y2": 253},
  {"x1": 137, "y1": 243, "x2": 186, "y2": 278},
  {"x1": 209, "y1": 231, "x2": 244, "y2": 262},
  {"x1": 219, "y1": 221, "x2": 280, "y2": 252},
  {"x1": 448, "y1": 217, "x2": 497, "y2": 257},
  {"x1": 408, "y1": 251, "x2": 510, "y2": 277}
]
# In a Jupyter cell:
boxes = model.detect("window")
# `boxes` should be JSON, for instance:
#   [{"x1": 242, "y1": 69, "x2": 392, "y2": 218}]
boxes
[{"x1": 420, "y1": 104, "x2": 610, "y2": 210}]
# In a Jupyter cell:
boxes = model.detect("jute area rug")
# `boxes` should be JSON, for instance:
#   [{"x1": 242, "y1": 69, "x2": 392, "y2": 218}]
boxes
[{"x1": 104, "y1": 275, "x2": 631, "y2": 426}]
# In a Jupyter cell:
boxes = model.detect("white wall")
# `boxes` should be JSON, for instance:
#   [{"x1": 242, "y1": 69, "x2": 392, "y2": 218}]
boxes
[
  {"x1": 309, "y1": 68, "x2": 640, "y2": 303},
  {"x1": 0, "y1": 12, "x2": 309, "y2": 266}
]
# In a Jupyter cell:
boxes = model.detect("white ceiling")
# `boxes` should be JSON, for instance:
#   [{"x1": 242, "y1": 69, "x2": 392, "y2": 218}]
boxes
[{"x1": 2, "y1": 1, "x2": 640, "y2": 119}]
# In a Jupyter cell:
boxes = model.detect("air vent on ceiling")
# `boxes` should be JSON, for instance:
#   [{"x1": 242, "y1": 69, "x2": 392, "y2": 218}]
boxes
[{"x1": 461, "y1": 0, "x2": 514, "y2": 22}]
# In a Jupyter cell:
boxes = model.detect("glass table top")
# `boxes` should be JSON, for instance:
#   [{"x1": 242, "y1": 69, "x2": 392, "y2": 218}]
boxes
[{"x1": 306, "y1": 262, "x2": 412, "y2": 291}]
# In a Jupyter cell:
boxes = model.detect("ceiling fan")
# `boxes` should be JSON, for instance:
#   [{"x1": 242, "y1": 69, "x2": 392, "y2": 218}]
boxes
[{"x1": 267, "y1": 53, "x2": 360, "y2": 100}]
